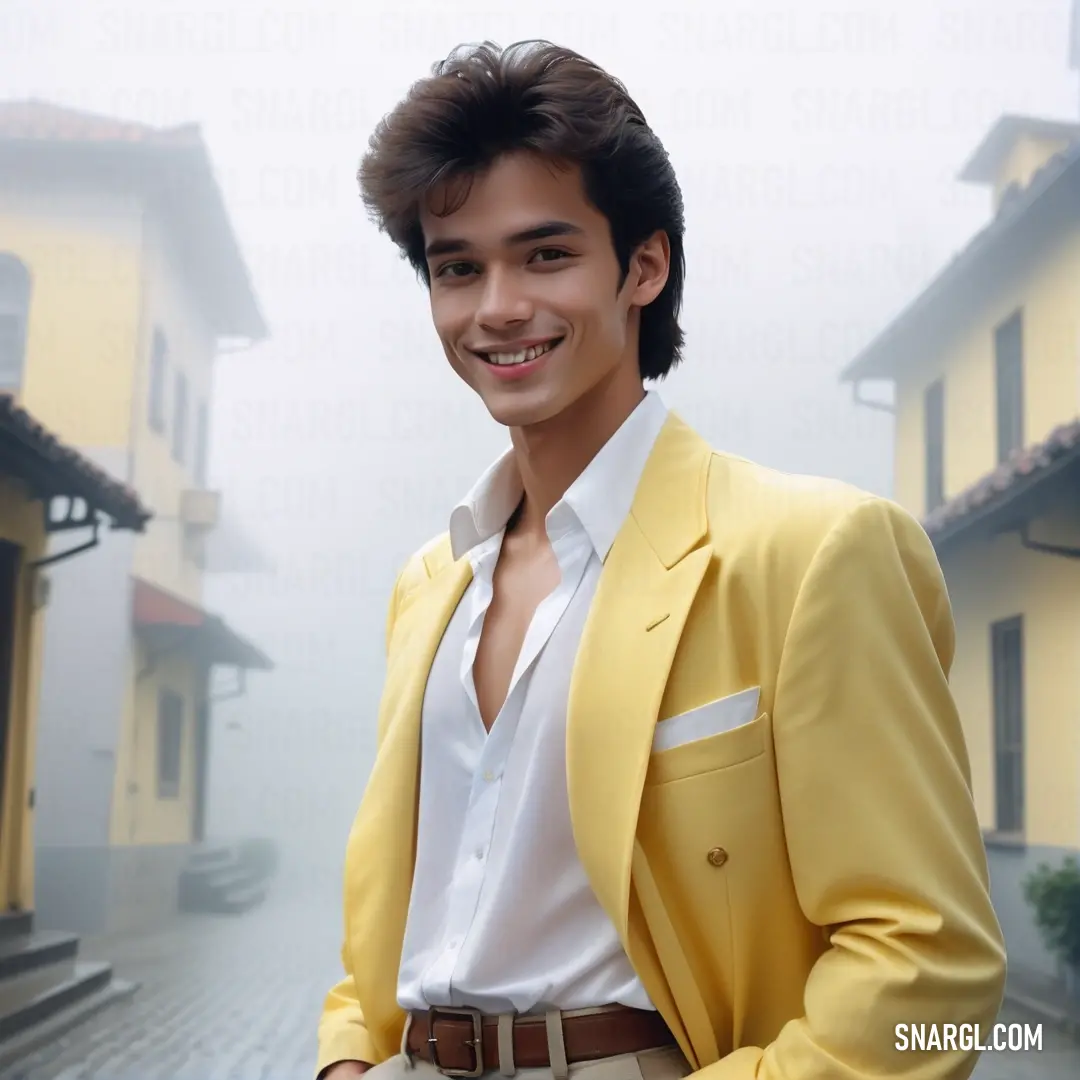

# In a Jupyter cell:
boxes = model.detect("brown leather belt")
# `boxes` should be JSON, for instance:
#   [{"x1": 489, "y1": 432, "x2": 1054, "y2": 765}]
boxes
[{"x1": 407, "y1": 1005, "x2": 676, "y2": 1076}]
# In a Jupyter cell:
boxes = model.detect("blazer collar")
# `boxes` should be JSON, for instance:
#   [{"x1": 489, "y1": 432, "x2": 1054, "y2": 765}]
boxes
[
  {"x1": 628, "y1": 411, "x2": 711, "y2": 568},
  {"x1": 422, "y1": 410, "x2": 712, "y2": 578}
]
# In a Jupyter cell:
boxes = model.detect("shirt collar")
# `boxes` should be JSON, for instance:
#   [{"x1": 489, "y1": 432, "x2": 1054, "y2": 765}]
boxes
[{"x1": 448, "y1": 391, "x2": 669, "y2": 562}]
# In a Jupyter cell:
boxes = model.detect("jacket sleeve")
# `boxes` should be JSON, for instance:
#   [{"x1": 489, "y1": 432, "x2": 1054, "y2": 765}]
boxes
[
  {"x1": 315, "y1": 565, "x2": 409, "y2": 1078},
  {"x1": 703, "y1": 496, "x2": 1006, "y2": 1080}
]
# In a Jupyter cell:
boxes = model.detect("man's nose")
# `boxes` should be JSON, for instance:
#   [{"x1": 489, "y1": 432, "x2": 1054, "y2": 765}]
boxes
[{"x1": 476, "y1": 266, "x2": 532, "y2": 328}]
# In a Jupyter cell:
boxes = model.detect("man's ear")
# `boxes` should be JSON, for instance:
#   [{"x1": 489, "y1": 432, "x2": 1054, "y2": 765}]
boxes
[{"x1": 628, "y1": 230, "x2": 670, "y2": 307}]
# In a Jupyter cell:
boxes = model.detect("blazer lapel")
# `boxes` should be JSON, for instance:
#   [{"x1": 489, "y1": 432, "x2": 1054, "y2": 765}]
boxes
[
  {"x1": 348, "y1": 412, "x2": 714, "y2": 1046},
  {"x1": 566, "y1": 413, "x2": 714, "y2": 939},
  {"x1": 346, "y1": 546, "x2": 471, "y2": 1033}
]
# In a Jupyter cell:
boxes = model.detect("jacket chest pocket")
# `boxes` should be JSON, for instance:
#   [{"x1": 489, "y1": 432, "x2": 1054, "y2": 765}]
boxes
[
  {"x1": 645, "y1": 711, "x2": 768, "y2": 786},
  {"x1": 638, "y1": 712, "x2": 771, "y2": 885},
  {"x1": 635, "y1": 714, "x2": 775, "y2": 1036}
]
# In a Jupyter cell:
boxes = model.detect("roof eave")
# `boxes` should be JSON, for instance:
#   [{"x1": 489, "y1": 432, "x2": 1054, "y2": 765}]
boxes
[
  {"x1": 957, "y1": 115, "x2": 1080, "y2": 184},
  {"x1": 956, "y1": 117, "x2": 1015, "y2": 185},
  {"x1": 0, "y1": 400, "x2": 151, "y2": 532},
  {"x1": 838, "y1": 145, "x2": 1080, "y2": 385},
  {"x1": 923, "y1": 424, "x2": 1080, "y2": 553},
  {"x1": 132, "y1": 578, "x2": 273, "y2": 671},
  {"x1": 146, "y1": 144, "x2": 268, "y2": 342},
  {"x1": 84, "y1": 493, "x2": 151, "y2": 533},
  {"x1": 838, "y1": 351, "x2": 891, "y2": 384},
  {"x1": 0, "y1": 135, "x2": 268, "y2": 343}
]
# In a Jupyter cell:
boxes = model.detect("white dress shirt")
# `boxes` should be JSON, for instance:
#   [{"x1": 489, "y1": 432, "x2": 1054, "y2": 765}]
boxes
[{"x1": 396, "y1": 391, "x2": 669, "y2": 1016}]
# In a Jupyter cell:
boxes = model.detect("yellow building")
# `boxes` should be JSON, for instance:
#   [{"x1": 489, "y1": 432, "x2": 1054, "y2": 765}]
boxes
[
  {"x1": 0, "y1": 100, "x2": 274, "y2": 936},
  {"x1": 0, "y1": 394, "x2": 148, "y2": 1064},
  {"x1": 840, "y1": 114, "x2": 1080, "y2": 990}
]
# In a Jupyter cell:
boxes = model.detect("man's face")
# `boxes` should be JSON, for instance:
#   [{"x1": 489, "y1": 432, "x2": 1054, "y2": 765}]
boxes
[{"x1": 420, "y1": 152, "x2": 668, "y2": 430}]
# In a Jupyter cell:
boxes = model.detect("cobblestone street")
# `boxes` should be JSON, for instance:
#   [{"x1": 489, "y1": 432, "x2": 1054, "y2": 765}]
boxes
[
  {"x1": 3, "y1": 882, "x2": 1078, "y2": 1080},
  {"x1": 5, "y1": 881, "x2": 343, "y2": 1080}
]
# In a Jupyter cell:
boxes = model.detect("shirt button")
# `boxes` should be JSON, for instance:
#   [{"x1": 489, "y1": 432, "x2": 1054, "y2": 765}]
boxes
[
  {"x1": 483, "y1": 771, "x2": 495, "y2": 782},
  {"x1": 474, "y1": 847, "x2": 485, "y2": 860}
]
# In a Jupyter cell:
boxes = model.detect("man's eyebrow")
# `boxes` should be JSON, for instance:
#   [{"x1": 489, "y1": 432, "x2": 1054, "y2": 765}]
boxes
[{"x1": 424, "y1": 220, "x2": 584, "y2": 260}]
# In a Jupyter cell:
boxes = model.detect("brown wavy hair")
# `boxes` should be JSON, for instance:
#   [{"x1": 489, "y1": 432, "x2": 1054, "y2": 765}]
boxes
[{"x1": 357, "y1": 40, "x2": 687, "y2": 381}]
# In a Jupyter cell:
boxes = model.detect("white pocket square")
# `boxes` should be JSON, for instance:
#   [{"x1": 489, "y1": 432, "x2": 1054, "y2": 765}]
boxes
[{"x1": 652, "y1": 687, "x2": 761, "y2": 752}]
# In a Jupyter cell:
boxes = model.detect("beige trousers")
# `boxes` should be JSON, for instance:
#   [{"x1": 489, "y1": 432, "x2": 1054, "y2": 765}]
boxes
[{"x1": 370, "y1": 1007, "x2": 693, "y2": 1080}]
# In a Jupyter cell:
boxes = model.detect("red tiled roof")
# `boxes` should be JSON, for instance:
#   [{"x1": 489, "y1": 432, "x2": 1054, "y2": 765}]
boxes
[
  {"x1": 132, "y1": 576, "x2": 202, "y2": 627},
  {"x1": 923, "y1": 418, "x2": 1080, "y2": 544},
  {"x1": 0, "y1": 99, "x2": 267, "y2": 342},
  {"x1": 132, "y1": 578, "x2": 273, "y2": 671},
  {"x1": 0, "y1": 394, "x2": 150, "y2": 531},
  {"x1": 0, "y1": 99, "x2": 199, "y2": 147}
]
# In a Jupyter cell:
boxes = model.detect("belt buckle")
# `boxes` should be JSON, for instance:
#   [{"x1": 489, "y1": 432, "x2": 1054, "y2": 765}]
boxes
[{"x1": 427, "y1": 1005, "x2": 484, "y2": 1077}]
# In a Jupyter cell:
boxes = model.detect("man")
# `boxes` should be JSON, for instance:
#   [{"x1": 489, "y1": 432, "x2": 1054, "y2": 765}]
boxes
[{"x1": 317, "y1": 41, "x2": 1006, "y2": 1080}]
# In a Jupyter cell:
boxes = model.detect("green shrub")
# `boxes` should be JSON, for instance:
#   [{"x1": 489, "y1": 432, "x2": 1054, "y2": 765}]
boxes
[{"x1": 1023, "y1": 855, "x2": 1080, "y2": 969}]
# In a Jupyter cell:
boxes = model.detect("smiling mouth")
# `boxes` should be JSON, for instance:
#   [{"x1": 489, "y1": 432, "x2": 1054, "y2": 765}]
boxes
[{"x1": 475, "y1": 338, "x2": 563, "y2": 367}]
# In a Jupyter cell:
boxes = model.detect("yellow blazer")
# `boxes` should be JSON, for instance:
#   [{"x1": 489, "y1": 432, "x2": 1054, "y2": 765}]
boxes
[{"x1": 318, "y1": 414, "x2": 1006, "y2": 1080}]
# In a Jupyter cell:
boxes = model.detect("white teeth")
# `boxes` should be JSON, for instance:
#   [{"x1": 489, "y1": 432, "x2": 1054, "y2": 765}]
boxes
[{"x1": 486, "y1": 340, "x2": 558, "y2": 366}]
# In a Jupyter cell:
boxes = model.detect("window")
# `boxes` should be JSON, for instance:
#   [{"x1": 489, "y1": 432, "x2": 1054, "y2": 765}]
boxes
[
  {"x1": 148, "y1": 328, "x2": 167, "y2": 433},
  {"x1": 991, "y1": 616, "x2": 1024, "y2": 835},
  {"x1": 924, "y1": 379, "x2": 945, "y2": 512},
  {"x1": 157, "y1": 689, "x2": 184, "y2": 799},
  {"x1": 172, "y1": 370, "x2": 188, "y2": 463},
  {"x1": 0, "y1": 254, "x2": 31, "y2": 392},
  {"x1": 194, "y1": 400, "x2": 209, "y2": 487},
  {"x1": 994, "y1": 310, "x2": 1024, "y2": 463}
]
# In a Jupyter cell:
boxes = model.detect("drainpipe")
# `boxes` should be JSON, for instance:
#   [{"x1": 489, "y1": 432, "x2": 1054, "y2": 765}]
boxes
[
  {"x1": 27, "y1": 516, "x2": 101, "y2": 570},
  {"x1": 209, "y1": 667, "x2": 248, "y2": 703},
  {"x1": 851, "y1": 380, "x2": 896, "y2": 414},
  {"x1": 1016, "y1": 522, "x2": 1080, "y2": 560}
]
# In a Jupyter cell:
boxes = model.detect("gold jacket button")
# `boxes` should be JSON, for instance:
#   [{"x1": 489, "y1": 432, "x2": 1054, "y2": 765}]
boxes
[{"x1": 707, "y1": 847, "x2": 728, "y2": 867}]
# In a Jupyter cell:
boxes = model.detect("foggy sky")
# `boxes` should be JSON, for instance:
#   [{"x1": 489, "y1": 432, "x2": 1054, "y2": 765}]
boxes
[{"x1": 2, "y1": 0, "x2": 1077, "y2": 869}]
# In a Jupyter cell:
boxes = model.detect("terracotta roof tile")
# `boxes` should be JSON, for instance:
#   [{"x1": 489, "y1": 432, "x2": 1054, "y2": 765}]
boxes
[
  {"x1": 0, "y1": 99, "x2": 198, "y2": 147},
  {"x1": 923, "y1": 418, "x2": 1080, "y2": 542},
  {"x1": 0, "y1": 98, "x2": 266, "y2": 341},
  {"x1": 0, "y1": 394, "x2": 150, "y2": 531},
  {"x1": 132, "y1": 577, "x2": 273, "y2": 670}
]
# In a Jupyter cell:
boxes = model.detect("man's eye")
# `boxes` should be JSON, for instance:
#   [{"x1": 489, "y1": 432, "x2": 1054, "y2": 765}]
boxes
[
  {"x1": 530, "y1": 248, "x2": 571, "y2": 264},
  {"x1": 436, "y1": 262, "x2": 476, "y2": 278}
]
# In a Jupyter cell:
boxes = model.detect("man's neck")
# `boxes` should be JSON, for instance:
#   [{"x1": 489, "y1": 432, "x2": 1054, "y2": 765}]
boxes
[{"x1": 508, "y1": 374, "x2": 646, "y2": 540}]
